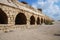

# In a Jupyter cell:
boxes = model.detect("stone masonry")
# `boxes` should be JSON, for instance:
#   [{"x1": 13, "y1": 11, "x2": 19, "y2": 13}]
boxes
[{"x1": 0, "y1": 0, "x2": 53, "y2": 32}]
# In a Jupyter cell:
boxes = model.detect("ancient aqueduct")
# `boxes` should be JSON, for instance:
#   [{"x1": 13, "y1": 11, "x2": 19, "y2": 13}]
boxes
[{"x1": 0, "y1": 0, "x2": 53, "y2": 31}]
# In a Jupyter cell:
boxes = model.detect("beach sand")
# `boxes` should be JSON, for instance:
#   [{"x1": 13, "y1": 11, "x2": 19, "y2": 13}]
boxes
[{"x1": 0, "y1": 21, "x2": 60, "y2": 40}]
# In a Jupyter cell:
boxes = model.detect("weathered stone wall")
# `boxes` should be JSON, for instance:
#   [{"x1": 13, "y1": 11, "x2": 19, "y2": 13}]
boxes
[{"x1": 0, "y1": 3, "x2": 52, "y2": 32}]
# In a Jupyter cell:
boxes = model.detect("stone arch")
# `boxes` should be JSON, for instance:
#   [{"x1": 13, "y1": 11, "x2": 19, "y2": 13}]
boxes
[
  {"x1": 37, "y1": 17, "x2": 40, "y2": 25},
  {"x1": 0, "y1": 8, "x2": 8, "y2": 24},
  {"x1": 30, "y1": 15, "x2": 35, "y2": 25},
  {"x1": 41, "y1": 18, "x2": 43, "y2": 24},
  {"x1": 15, "y1": 13, "x2": 27, "y2": 25}
]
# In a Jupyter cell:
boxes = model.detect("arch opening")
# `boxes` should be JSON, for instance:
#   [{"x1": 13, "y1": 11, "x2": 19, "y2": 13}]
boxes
[
  {"x1": 0, "y1": 9, "x2": 8, "y2": 24},
  {"x1": 15, "y1": 13, "x2": 27, "y2": 25},
  {"x1": 41, "y1": 18, "x2": 43, "y2": 24},
  {"x1": 37, "y1": 17, "x2": 40, "y2": 25},
  {"x1": 30, "y1": 15, "x2": 35, "y2": 25}
]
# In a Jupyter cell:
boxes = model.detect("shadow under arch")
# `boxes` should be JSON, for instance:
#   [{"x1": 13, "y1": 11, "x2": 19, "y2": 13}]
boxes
[
  {"x1": 0, "y1": 8, "x2": 8, "y2": 24},
  {"x1": 37, "y1": 17, "x2": 40, "y2": 25},
  {"x1": 30, "y1": 15, "x2": 35, "y2": 25},
  {"x1": 15, "y1": 13, "x2": 27, "y2": 25}
]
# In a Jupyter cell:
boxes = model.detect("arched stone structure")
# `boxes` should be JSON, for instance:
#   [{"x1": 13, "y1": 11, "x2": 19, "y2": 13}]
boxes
[
  {"x1": 37, "y1": 17, "x2": 40, "y2": 25},
  {"x1": 0, "y1": 8, "x2": 8, "y2": 24},
  {"x1": 30, "y1": 15, "x2": 35, "y2": 25},
  {"x1": 0, "y1": 0, "x2": 53, "y2": 31},
  {"x1": 15, "y1": 13, "x2": 27, "y2": 25}
]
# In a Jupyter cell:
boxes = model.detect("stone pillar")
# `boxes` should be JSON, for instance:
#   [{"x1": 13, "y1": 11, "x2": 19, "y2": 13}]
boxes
[
  {"x1": 40, "y1": 17, "x2": 41, "y2": 24},
  {"x1": 8, "y1": 11, "x2": 15, "y2": 28},
  {"x1": 43, "y1": 17, "x2": 45, "y2": 24},
  {"x1": 35, "y1": 16, "x2": 37, "y2": 25},
  {"x1": 26, "y1": 18, "x2": 30, "y2": 28}
]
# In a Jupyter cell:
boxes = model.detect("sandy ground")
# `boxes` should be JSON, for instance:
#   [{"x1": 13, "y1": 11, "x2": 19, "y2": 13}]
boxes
[{"x1": 0, "y1": 21, "x2": 60, "y2": 40}]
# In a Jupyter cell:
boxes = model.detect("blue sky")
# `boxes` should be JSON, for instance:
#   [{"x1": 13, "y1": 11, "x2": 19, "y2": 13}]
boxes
[{"x1": 19, "y1": 0, "x2": 60, "y2": 20}]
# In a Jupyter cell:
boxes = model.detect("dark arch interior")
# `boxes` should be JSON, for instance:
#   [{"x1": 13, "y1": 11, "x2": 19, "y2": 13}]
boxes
[
  {"x1": 0, "y1": 9, "x2": 8, "y2": 24},
  {"x1": 30, "y1": 15, "x2": 35, "y2": 25},
  {"x1": 15, "y1": 13, "x2": 27, "y2": 25},
  {"x1": 37, "y1": 17, "x2": 40, "y2": 25},
  {"x1": 41, "y1": 18, "x2": 43, "y2": 24}
]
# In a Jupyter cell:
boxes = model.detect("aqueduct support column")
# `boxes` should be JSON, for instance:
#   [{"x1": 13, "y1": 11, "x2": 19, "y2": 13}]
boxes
[
  {"x1": 9, "y1": 11, "x2": 14, "y2": 25},
  {"x1": 40, "y1": 17, "x2": 41, "y2": 25},
  {"x1": 43, "y1": 17, "x2": 45, "y2": 24},
  {"x1": 8, "y1": 13, "x2": 15, "y2": 28},
  {"x1": 27, "y1": 18, "x2": 30, "y2": 28}
]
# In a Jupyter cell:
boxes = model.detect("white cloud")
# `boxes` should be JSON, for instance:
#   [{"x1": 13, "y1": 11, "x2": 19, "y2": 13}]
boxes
[
  {"x1": 32, "y1": 3, "x2": 37, "y2": 9},
  {"x1": 32, "y1": 0, "x2": 60, "y2": 20}
]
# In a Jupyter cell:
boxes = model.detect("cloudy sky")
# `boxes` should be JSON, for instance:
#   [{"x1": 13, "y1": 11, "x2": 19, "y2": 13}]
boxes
[{"x1": 19, "y1": 0, "x2": 60, "y2": 20}]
